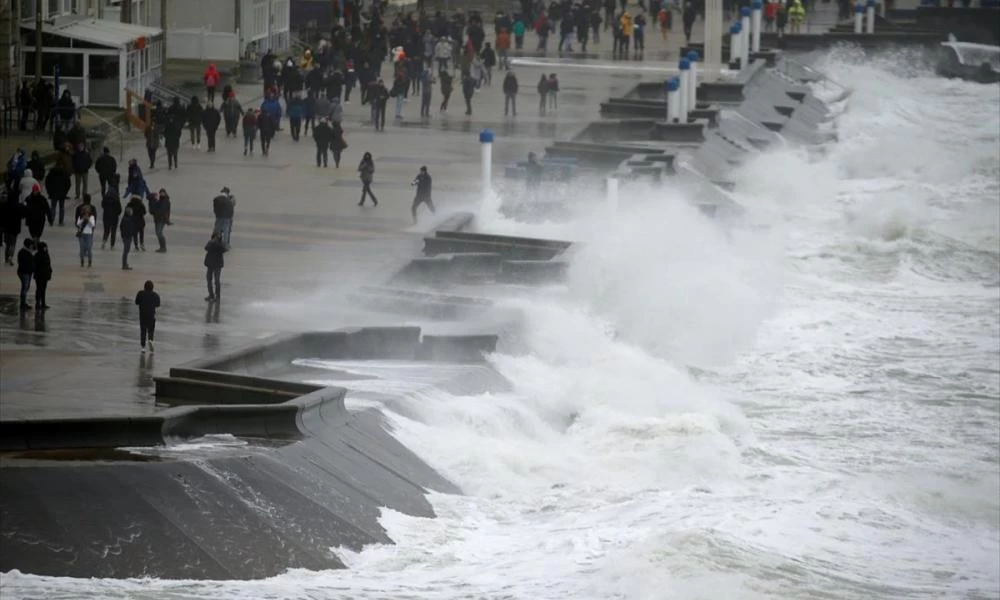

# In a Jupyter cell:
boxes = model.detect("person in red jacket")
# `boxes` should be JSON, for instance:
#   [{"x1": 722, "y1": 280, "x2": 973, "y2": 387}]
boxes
[
  {"x1": 764, "y1": 0, "x2": 779, "y2": 31},
  {"x1": 204, "y1": 63, "x2": 221, "y2": 103}
]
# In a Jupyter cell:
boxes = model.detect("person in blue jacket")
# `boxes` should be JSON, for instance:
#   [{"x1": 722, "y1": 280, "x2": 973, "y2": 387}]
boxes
[{"x1": 259, "y1": 93, "x2": 283, "y2": 127}]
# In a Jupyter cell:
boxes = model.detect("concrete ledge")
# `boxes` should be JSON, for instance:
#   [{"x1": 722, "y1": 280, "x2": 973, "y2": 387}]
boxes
[
  {"x1": 416, "y1": 335, "x2": 499, "y2": 362},
  {"x1": 499, "y1": 260, "x2": 569, "y2": 283}
]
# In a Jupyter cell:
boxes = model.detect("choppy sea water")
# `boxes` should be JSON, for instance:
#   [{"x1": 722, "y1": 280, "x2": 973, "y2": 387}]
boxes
[{"x1": 3, "y1": 55, "x2": 998, "y2": 599}]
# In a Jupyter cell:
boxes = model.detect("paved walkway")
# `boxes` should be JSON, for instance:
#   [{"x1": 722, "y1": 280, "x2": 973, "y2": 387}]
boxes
[{"x1": 0, "y1": 8, "x2": 841, "y2": 420}]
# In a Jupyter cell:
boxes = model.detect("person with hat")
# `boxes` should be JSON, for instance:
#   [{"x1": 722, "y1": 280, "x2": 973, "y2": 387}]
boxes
[
  {"x1": 410, "y1": 166, "x2": 435, "y2": 223},
  {"x1": 213, "y1": 187, "x2": 236, "y2": 247}
]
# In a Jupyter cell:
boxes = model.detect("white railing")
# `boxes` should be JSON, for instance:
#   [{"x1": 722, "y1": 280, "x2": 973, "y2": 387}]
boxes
[{"x1": 167, "y1": 28, "x2": 240, "y2": 61}]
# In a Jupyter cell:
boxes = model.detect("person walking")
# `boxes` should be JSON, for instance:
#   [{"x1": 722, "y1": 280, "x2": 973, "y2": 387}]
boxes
[
  {"x1": 120, "y1": 205, "x2": 136, "y2": 270},
  {"x1": 101, "y1": 173, "x2": 122, "y2": 249},
  {"x1": 331, "y1": 120, "x2": 347, "y2": 168},
  {"x1": 125, "y1": 193, "x2": 147, "y2": 251},
  {"x1": 287, "y1": 93, "x2": 304, "y2": 141},
  {"x1": 17, "y1": 238, "x2": 35, "y2": 310},
  {"x1": 372, "y1": 80, "x2": 389, "y2": 131},
  {"x1": 547, "y1": 73, "x2": 560, "y2": 110},
  {"x1": 204, "y1": 63, "x2": 221, "y2": 103},
  {"x1": 202, "y1": 101, "x2": 221, "y2": 152},
  {"x1": 33, "y1": 241, "x2": 51, "y2": 311},
  {"x1": 537, "y1": 74, "x2": 549, "y2": 116},
  {"x1": 187, "y1": 96, "x2": 204, "y2": 149},
  {"x1": 44, "y1": 163, "x2": 71, "y2": 226},
  {"x1": 24, "y1": 184, "x2": 52, "y2": 242},
  {"x1": 1, "y1": 194, "x2": 23, "y2": 265},
  {"x1": 242, "y1": 109, "x2": 258, "y2": 156},
  {"x1": 71, "y1": 144, "x2": 92, "y2": 200},
  {"x1": 222, "y1": 94, "x2": 243, "y2": 137},
  {"x1": 439, "y1": 70, "x2": 454, "y2": 112},
  {"x1": 151, "y1": 188, "x2": 171, "y2": 253},
  {"x1": 135, "y1": 280, "x2": 161, "y2": 352},
  {"x1": 313, "y1": 117, "x2": 332, "y2": 167},
  {"x1": 75, "y1": 203, "x2": 95, "y2": 267},
  {"x1": 204, "y1": 231, "x2": 227, "y2": 302},
  {"x1": 420, "y1": 69, "x2": 433, "y2": 118},
  {"x1": 94, "y1": 147, "x2": 117, "y2": 196},
  {"x1": 164, "y1": 113, "x2": 183, "y2": 170},
  {"x1": 503, "y1": 70, "x2": 519, "y2": 116},
  {"x1": 258, "y1": 110, "x2": 276, "y2": 156},
  {"x1": 358, "y1": 152, "x2": 378, "y2": 207},
  {"x1": 410, "y1": 166, "x2": 435, "y2": 223},
  {"x1": 213, "y1": 187, "x2": 236, "y2": 247},
  {"x1": 144, "y1": 124, "x2": 159, "y2": 169}
]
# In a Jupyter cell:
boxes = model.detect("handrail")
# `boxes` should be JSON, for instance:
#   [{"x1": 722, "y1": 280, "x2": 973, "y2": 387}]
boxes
[
  {"x1": 79, "y1": 107, "x2": 129, "y2": 163},
  {"x1": 782, "y1": 58, "x2": 849, "y2": 91}
]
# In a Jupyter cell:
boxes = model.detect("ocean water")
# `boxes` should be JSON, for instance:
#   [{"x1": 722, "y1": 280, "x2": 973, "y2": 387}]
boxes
[{"x1": 3, "y1": 57, "x2": 998, "y2": 599}]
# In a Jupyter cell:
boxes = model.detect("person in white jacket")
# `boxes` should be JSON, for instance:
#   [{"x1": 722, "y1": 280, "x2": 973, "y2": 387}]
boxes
[
  {"x1": 76, "y1": 203, "x2": 96, "y2": 268},
  {"x1": 434, "y1": 38, "x2": 453, "y2": 73},
  {"x1": 18, "y1": 168, "x2": 38, "y2": 204}
]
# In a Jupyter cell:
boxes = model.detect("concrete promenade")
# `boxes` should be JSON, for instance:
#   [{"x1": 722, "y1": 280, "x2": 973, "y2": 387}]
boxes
[{"x1": 0, "y1": 4, "x2": 843, "y2": 420}]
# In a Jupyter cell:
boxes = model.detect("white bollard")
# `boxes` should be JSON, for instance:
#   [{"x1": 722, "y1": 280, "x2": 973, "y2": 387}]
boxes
[
  {"x1": 729, "y1": 22, "x2": 743, "y2": 67},
  {"x1": 607, "y1": 177, "x2": 619, "y2": 212},
  {"x1": 678, "y1": 59, "x2": 691, "y2": 121},
  {"x1": 866, "y1": 0, "x2": 876, "y2": 34},
  {"x1": 686, "y1": 50, "x2": 699, "y2": 114},
  {"x1": 666, "y1": 77, "x2": 681, "y2": 123},
  {"x1": 854, "y1": 2, "x2": 864, "y2": 33},
  {"x1": 479, "y1": 129, "x2": 493, "y2": 199},
  {"x1": 751, "y1": 0, "x2": 763, "y2": 53},
  {"x1": 740, "y1": 7, "x2": 751, "y2": 69}
]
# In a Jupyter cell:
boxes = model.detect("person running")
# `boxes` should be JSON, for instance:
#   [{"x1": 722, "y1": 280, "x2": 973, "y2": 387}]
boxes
[
  {"x1": 75, "y1": 202, "x2": 95, "y2": 267},
  {"x1": 33, "y1": 241, "x2": 51, "y2": 311},
  {"x1": 439, "y1": 70, "x2": 454, "y2": 112},
  {"x1": 17, "y1": 238, "x2": 35, "y2": 310},
  {"x1": 101, "y1": 173, "x2": 122, "y2": 249},
  {"x1": 135, "y1": 280, "x2": 160, "y2": 352},
  {"x1": 204, "y1": 231, "x2": 227, "y2": 302},
  {"x1": 410, "y1": 166, "x2": 435, "y2": 223},
  {"x1": 358, "y1": 152, "x2": 378, "y2": 207}
]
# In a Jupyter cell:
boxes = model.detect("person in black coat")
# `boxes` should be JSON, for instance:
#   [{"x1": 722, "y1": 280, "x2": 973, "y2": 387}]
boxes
[
  {"x1": 202, "y1": 102, "x2": 222, "y2": 152},
  {"x1": 33, "y1": 241, "x2": 52, "y2": 311},
  {"x1": 101, "y1": 173, "x2": 122, "y2": 249},
  {"x1": 410, "y1": 165, "x2": 435, "y2": 223},
  {"x1": 17, "y1": 238, "x2": 35, "y2": 310},
  {"x1": 44, "y1": 165, "x2": 72, "y2": 226},
  {"x1": 258, "y1": 112, "x2": 276, "y2": 156},
  {"x1": 125, "y1": 194, "x2": 147, "y2": 250},
  {"x1": 120, "y1": 205, "x2": 136, "y2": 269},
  {"x1": 187, "y1": 96, "x2": 204, "y2": 148},
  {"x1": 23, "y1": 185, "x2": 53, "y2": 241},
  {"x1": 94, "y1": 147, "x2": 117, "y2": 196},
  {"x1": 1, "y1": 196, "x2": 23, "y2": 265},
  {"x1": 26, "y1": 151, "x2": 45, "y2": 185},
  {"x1": 164, "y1": 114, "x2": 183, "y2": 170},
  {"x1": 135, "y1": 280, "x2": 160, "y2": 351},
  {"x1": 203, "y1": 231, "x2": 227, "y2": 302},
  {"x1": 312, "y1": 118, "x2": 333, "y2": 167}
]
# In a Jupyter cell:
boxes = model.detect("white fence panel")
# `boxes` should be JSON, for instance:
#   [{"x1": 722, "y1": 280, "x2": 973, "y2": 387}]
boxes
[{"x1": 167, "y1": 29, "x2": 240, "y2": 62}]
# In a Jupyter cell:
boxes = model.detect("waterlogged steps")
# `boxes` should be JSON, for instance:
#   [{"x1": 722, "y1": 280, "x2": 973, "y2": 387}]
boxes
[{"x1": 0, "y1": 326, "x2": 503, "y2": 580}]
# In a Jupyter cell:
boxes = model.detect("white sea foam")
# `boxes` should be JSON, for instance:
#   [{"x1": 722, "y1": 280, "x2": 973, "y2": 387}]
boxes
[{"x1": 4, "y1": 57, "x2": 999, "y2": 600}]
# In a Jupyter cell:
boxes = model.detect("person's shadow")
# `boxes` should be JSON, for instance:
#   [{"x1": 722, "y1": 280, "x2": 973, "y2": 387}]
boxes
[{"x1": 205, "y1": 301, "x2": 221, "y2": 324}]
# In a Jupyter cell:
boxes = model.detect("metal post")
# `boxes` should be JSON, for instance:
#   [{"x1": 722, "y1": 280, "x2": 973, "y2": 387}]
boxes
[
  {"x1": 704, "y1": 0, "x2": 723, "y2": 81},
  {"x1": 729, "y1": 22, "x2": 741, "y2": 67},
  {"x1": 687, "y1": 50, "x2": 699, "y2": 113},
  {"x1": 666, "y1": 77, "x2": 680, "y2": 123},
  {"x1": 865, "y1": 0, "x2": 876, "y2": 33},
  {"x1": 266, "y1": 0, "x2": 273, "y2": 51},
  {"x1": 751, "y1": 0, "x2": 762, "y2": 52},
  {"x1": 678, "y1": 58, "x2": 690, "y2": 122},
  {"x1": 740, "y1": 7, "x2": 750, "y2": 70},
  {"x1": 854, "y1": 2, "x2": 863, "y2": 33},
  {"x1": 479, "y1": 128, "x2": 494, "y2": 200}
]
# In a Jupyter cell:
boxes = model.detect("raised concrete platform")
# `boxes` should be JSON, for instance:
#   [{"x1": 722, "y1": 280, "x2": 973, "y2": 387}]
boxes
[{"x1": 1, "y1": 326, "x2": 501, "y2": 580}]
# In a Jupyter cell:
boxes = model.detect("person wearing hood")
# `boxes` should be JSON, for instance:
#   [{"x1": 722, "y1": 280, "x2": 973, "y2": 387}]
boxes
[
  {"x1": 204, "y1": 63, "x2": 221, "y2": 103},
  {"x1": 287, "y1": 93, "x2": 304, "y2": 141},
  {"x1": 75, "y1": 201, "x2": 96, "y2": 268},
  {"x1": 18, "y1": 167, "x2": 38, "y2": 204},
  {"x1": 202, "y1": 101, "x2": 221, "y2": 152},
  {"x1": 119, "y1": 204, "x2": 136, "y2": 270},
  {"x1": 26, "y1": 151, "x2": 45, "y2": 185},
  {"x1": 6, "y1": 148, "x2": 26, "y2": 195},
  {"x1": 125, "y1": 193, "x2": 147, "y2": 251},
  {"x1": 187, "y1": 96, "x2": 204, "y2": 149},
  {"x1": 222, "y1": 94, "x2": 243, "y2": 137},
  {"x1": 94, "y1": 147, "x2": 117, "y2": 196},
  {"x1": 33, "y1": 241, "x2": 52, "y2": 311},
  {"x1": 101, "y1": 173, "x2": 122, "y2": 249},
  {"x1": 150, "y1": 188, "x2": 171, "y2": 252},
  {"x1": 24, "y1": 183, "x2": 53, "y2": 242},
  {"x1": 300, "y1": 49, "x2": 314, "y2": 70},
  {"x1": 1, "y1": 192, "x2": 23, "y2": 265},
  {"x1": 260, "y1": 93, "x2": 283, "y2": 124},
  {"x1": 44, "y1": 164, "x2": 71, "y2": 225},
  {"x1": 124, "y1": 160, "x2": 150, "y2": 200}
]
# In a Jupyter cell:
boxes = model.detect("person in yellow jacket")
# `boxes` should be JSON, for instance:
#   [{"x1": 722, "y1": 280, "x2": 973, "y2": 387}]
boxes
[
  {"x1": 619, "y1": 12, "x2": 633, "y2": 55},
  {"x1": 300, "y1": 49, "x2": 314, "y2": 70},
  {"x1": 788, "y1": 0, "x2": 806, "y2": 34}
]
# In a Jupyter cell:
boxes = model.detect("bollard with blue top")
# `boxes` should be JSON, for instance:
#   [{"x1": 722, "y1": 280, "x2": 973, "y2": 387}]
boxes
[
  {"x1": 854, "y1": 2, "x2": 864, "y2": 33},
  {"x1": 480, "y1": 128, "x2": 494, "y2": 199},
  {"x1": 686, "y1": 50, "x2": 699, "y2": 116},
  {"x1": 666, "y1": 77, "x2": 681, "y2": 123},
  {"x1": 751, "y1": 0, "x2": 763, "y2": 53},
  {"x1": 729, "y1": 22, "x2": 742, "y2": 68},
  {"x1": 740, "y1": 7, "x2": 751, "y2": 70},
  {"x1": 678, "y1": 59, "x2": 691, "y2": 121},
  {"x1": 866, "y1": 0, "x2": 877, "y2": 33}
]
